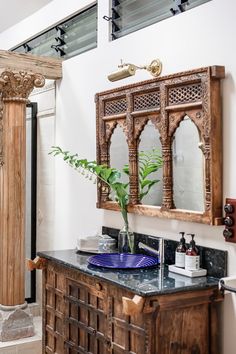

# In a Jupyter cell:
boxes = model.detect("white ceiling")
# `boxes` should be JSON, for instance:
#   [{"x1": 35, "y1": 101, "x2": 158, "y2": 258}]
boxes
[{"x1": 0, "y1": 0, "x2": 53, "y2": 33}]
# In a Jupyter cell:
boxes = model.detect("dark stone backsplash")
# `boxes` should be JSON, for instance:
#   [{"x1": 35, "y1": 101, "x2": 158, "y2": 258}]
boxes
[{"x1": 102, "y1": 226, "x2": 227, "y2": 278}]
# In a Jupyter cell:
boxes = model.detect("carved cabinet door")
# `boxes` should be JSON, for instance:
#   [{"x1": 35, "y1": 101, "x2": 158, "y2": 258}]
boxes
[
  {"x1": 64, "y1": 278, "x2": 110, "y2": 354},
  {"x1": 106, "y1": 285, "x2": 157, "y2": 354}
]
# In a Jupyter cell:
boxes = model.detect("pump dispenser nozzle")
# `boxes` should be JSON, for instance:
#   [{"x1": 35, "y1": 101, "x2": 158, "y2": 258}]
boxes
[
  {"x1": 179, "y1": 231, "x2": 185, "y2": 239},
  {"x1": 187, "y1": 233, "x2": 196, "y2": 247}
]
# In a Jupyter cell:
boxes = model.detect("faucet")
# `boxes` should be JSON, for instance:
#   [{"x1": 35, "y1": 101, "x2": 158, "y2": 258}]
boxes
[{"x1": 138, "y1": 238, "x2": 164, "y2": 268}]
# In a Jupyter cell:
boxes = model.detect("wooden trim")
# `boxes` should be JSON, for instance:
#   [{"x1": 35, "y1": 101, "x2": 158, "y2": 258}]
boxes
[
  {"x1": 99, "y1": 201, "x2": 219, "y2": 225},
  {"x1": 0, "y1": 50, "x2": 62, "y2": 79},
  {"x1": 165, "y1": 101, "x2": 202, "y2": 112}
]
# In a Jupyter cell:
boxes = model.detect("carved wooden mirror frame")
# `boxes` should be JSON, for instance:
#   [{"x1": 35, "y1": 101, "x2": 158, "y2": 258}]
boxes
[{"x1": 96, "y1": 66, "x2": 225, "y2": 225}]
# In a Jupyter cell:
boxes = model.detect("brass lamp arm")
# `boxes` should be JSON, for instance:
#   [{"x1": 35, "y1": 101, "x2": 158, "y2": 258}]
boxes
[{"x1": 118, "y1": 59, "x2": 162, "y2": 78}]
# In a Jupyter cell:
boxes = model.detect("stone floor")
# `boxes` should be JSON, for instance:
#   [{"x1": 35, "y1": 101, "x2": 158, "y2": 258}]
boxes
[{"x1": 0, "y1": 316, "x2": 42, "y2": 354}]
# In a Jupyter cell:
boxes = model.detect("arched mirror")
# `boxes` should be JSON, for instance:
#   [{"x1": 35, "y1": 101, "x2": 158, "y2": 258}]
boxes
[
  {"x1": 110, "y1": 124, "x2": 129, "y2": 200},
  {"x1": 138, "y1": 120, "x2": 163, "y2": 206},
  {"x1": 96, "y1": 66, "x2": 225, "y2": 224},
  {"x1": 172, "y1": 115, "x2": 204, "y2": 211}
]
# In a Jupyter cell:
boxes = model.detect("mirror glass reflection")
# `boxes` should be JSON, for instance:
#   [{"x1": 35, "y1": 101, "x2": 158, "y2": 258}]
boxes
[
  {"x1": 138, "y1": 121, "x2": 163, "y2": 206},
  {"x1": 172, "y1": 116, "x2": 204, "y2": 211},
  {"x1": 110, "y1": 124, "x2": 129, "y2": 200}
]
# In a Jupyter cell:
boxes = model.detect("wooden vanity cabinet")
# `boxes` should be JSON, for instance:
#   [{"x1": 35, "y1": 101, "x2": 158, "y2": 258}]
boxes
[{"x1": 42, "y1": 260, "x2": 222, "y2": 354}]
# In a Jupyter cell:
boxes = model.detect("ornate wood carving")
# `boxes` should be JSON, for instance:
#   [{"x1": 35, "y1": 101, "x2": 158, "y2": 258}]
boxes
[
  {"x1": 161, "y1": 136, "x2": 175, "y2": 209},
  {"x1": 42, "y1": 259, "x2": 223, "y2": 354},
  {"x1": 0, "y1": 70, "x2": 45, "y2": 101},
  {"x1": 134, "y1": 117, "x2": 149, "y2": 140},
  {"x1": 96, "y1": 66, "x2": 225, "y2": 225}
]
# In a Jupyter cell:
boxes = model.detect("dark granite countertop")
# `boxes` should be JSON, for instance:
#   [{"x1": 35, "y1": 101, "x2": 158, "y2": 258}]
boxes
[{"x1": 38, "y1": 249, "x2": 220, "y2": 297}]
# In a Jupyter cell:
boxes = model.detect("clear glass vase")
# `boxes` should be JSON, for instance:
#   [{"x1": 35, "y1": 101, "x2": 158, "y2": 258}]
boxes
[{"x1": 118, "y1": 225, "x2": 135, "y2": 254}]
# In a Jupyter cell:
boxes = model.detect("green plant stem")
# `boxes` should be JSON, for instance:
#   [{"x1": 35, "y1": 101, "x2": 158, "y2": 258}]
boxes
[
  {"x1": 67, "y1": 159, "x2": 112, "y2": 189},
  {"x1": 120, "y1": 207, "x2": 134, "y2": 253},
  {"x1": 50, "y1": 146, "x2": 134, "y2": 253}
]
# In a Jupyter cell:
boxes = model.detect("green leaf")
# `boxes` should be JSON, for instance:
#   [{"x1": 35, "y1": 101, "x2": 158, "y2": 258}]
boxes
[
  {"x1": 142, "y1": 166, "x2": 159, "y2": 179},
  {"x1": 122, "y1": 164, "x2": 129, "y2": 175},
  {"x1": 108, "y1": 170, "x2": 121, "y2": 184},
  {"x1": 49, "y1": 146, "x2": 163, "y2": 209},
  {"x1": 112, "y1": 182, "x2": 129, "y2": 209},
  {"x1": 140, "y1": 179, "x2": 159, "y2": 189},
  {"x1": 100, "y1": 168, "x2": 112, "y2": 181},
  {"x1": 94, "y1": 165, "x2": 103, "y2": 174}
]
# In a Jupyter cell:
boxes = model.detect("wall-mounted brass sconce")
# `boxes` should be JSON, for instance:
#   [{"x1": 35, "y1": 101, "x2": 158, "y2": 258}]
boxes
[{"x1": 107, "y1": 59, "x2": 162, "y2": 82}]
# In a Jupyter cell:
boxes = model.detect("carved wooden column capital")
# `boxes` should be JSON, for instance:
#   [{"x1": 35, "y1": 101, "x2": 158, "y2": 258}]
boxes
[
  {"x1": 0, "y1": 70, "x2": 45, "y2": 102},
  {"x1": 0, "y1": 70, "x2": 45, "y2": 167}
]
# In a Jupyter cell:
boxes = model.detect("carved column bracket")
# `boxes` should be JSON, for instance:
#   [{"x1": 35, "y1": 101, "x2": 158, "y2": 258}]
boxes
[{"x1": 122, "y1": 295, "x2": 145, "y2": 316}]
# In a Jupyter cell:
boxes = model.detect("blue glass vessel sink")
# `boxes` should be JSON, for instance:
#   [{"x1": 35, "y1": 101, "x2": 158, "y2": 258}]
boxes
[{"x1": 87, "y1": 253, "x2": 159, "y2": 269}]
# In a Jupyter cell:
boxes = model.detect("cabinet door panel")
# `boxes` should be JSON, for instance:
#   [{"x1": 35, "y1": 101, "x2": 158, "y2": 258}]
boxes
[
  {"x1": 43, "y1": 265, "x2": 65, "y2": 354},
  {"x1": 157, "y1": 304, "x2": 209, "y2": 354},
  {"x1": 107, "y1": 287, "x2": 156, "y2": 354},
  {"x1": 65, "y1": 278, "x2": 110, "y2": 354}
]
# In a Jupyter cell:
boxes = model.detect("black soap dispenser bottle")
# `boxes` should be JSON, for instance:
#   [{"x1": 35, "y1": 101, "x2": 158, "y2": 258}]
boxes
[
  {"x1": 175, "y1": 232, "x2": 187, "y2": 268},
  {"x1": 185, "y1": 234, "x2": 200, "y2": 271}
]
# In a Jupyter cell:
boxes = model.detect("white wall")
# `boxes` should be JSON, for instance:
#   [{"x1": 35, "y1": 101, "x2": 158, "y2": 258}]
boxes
[{"x1": 0, "y1": 0, "x2": 236, "y2": 352}]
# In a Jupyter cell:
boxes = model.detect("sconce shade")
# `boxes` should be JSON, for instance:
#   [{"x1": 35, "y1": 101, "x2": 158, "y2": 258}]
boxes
[{"x1": 108, "y1": 64, "x2": 136, "y2": 82}]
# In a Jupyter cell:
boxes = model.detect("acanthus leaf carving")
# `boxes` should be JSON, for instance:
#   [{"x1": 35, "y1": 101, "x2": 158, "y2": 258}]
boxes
[{"x1": 0, "y1": 70, "x2": 45, "y2": 101}]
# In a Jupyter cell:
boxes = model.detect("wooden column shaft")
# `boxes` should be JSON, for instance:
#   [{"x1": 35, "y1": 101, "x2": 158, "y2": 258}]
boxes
[
  {"x1": 0, "y1": 70, "x2": 45, "y2": 306},
  {"x1": 0, "y1": 101, "x2": 26, "y2": 305}
]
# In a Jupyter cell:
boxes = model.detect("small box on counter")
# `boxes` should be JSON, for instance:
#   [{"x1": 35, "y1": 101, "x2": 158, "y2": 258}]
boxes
[{"x1": 168, "y1": 264, "x2": 207, "y2": 278}]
